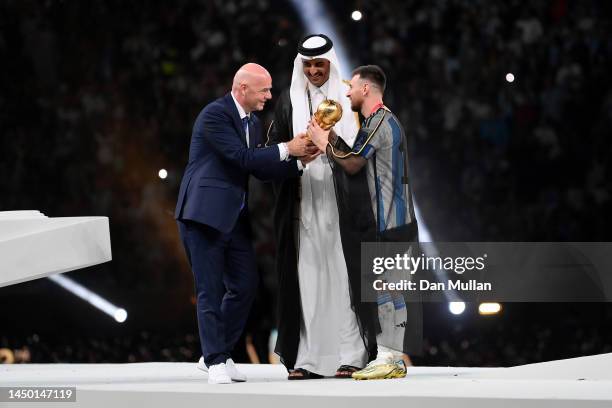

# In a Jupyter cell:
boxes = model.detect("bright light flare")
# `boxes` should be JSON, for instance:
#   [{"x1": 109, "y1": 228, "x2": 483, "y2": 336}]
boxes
[
  {"x1": 479, "y1": 302, "x2": 502, "y2": 315},
  {"x1": 505, "y1": 73, "x2": 515, "y2": 83},
  {"x1": 449, "y1": 301, "x2": 466, "y2": 315},
  {"x1": 114, "y1": 308, "x2": 128, "y2": 322},
  {"x1": 48, "y1": 275, "x2": 128, "y2": 323},
  {"x1": 158, "y1": 169, "x2": 168, "y2": 179},
  {"x1": 351, "y1": 10, "x2": 363, "y2": 21}
]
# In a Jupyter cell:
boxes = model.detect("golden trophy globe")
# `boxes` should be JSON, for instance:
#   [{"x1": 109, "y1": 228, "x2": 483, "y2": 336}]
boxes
[{"x1": 314, "y1": 99, "x2": 343, "y2": 130}]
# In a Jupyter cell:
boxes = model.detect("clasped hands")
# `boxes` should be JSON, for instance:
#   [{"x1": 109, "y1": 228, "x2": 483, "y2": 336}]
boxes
[{"x1": 285, "y1": 118, "x2": 332, "y2": 166}]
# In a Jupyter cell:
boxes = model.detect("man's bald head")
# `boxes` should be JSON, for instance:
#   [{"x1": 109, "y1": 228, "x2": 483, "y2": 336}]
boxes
[
  {"x1": 232, "y1": 63, "x2": 273, "y2": 112},
  {"x1": 233, "y1": 63, "x2": 270, "y2": 88}
]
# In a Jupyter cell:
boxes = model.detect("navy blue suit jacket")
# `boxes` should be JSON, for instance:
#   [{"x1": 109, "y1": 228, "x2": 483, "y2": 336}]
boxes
[{"x1": 175, "y1": 93, "x2": 300, "y2": 233}]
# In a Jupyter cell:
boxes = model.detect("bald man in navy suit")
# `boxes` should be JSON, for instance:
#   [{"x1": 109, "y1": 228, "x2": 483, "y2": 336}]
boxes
[{"x1": 175, "y1": 63, "x2": 314, "y2": 384}]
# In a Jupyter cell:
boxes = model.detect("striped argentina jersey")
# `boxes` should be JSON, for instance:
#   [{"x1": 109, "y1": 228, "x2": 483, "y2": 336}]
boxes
[{"x1": 351, "y1": 107, "x2": 416, "y2": 233}]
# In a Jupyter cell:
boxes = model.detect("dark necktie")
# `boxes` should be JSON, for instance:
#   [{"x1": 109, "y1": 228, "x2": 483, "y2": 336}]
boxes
[
  {"x1": 240, "y1": 116, "x2": 249, "y2": 211},
  {"x1": 242, "y1": 116, "x2": 249, "y2": 145}
]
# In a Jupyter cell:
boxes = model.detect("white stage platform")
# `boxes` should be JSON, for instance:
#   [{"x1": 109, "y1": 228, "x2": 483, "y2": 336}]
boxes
[
  {"x1": 0, "y1": 211, "x2": 112, "y2": 288},
  {"x1": 2, "y1": 353, "x2": 612, "y2": 408}
]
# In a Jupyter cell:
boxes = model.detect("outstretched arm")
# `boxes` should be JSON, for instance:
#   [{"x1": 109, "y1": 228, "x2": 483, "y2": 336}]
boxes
[
  {"x1": 308, "y1": 119, "x2": 368, "y2": 175},
  {"x1": 201, "y1": 108, "x2": 313, "y2": 180},
  {"x1": 202, "y1": 109, "x2": 281, "y2": 171}
]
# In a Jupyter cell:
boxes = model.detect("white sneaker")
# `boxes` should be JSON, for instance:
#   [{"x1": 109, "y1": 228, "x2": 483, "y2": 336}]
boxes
[
  {"x1": 197, "y1": 356, "x2": 208, "y2": 372},
  {"x1": 225, "y1": 358, "x2": 247, "y2": 382},
  {"x1": 198, "y1": 357, "x2": 246, "y2": 382},
  {"x1": 207, "y1": 363, "x2": 232, "y2": 384}
]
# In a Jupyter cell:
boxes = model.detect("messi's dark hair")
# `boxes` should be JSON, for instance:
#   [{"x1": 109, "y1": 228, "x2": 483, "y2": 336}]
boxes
[{"x1": 351, "y1": 65, "x2": 386, "y2": 92}]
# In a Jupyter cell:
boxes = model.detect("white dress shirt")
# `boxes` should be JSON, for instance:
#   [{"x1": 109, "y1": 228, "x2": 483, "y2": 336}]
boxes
[{"x1": 307, "y1": 80, "x2": 329, "y2": 112}]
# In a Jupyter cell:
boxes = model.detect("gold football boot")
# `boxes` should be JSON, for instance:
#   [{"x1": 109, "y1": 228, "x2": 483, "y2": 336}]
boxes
[{"x1": 352, "y1": 353, "x2": 407, "y2": 380}]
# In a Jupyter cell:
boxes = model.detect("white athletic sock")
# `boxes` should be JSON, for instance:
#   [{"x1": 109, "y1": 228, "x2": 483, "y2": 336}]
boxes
[{"x1": 377, "y1": 344, "x2": 403, "y2": 362}]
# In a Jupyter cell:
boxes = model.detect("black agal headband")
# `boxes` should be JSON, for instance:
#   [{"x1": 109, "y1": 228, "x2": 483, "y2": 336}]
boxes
[{"x1": 297, "y1": 34, "x2": 333, "y2": 57}]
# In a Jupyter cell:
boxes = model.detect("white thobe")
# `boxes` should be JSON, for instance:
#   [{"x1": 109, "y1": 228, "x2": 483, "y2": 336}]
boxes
[{"x1": 295, "y1": 82, "x2": 367, "y2": 375}]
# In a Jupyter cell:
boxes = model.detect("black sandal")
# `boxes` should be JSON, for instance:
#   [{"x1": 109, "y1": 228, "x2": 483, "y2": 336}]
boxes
[
  {"x1": 288, "y1": 368, "x2": 324, "y2": 380},
  {"x1": 334, "y1": 365, "x2": 361, "y2": 378}
]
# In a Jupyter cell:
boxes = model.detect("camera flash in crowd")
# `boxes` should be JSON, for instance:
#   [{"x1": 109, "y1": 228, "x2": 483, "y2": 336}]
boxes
[
  {"x1": 351, "y1": 10, "x2": 363, "y2": 21},
  {"x1": 158, "y1": 169, "x2": 168, "y2": 179},
  {"x1": 505, "y1": 73, "x2": 515, "y2": 83}
]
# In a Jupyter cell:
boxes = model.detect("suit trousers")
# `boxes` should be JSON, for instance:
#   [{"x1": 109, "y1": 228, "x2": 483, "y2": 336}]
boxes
[{"x1": 177, "y1": 214, "x2": 258, "y2": 366}]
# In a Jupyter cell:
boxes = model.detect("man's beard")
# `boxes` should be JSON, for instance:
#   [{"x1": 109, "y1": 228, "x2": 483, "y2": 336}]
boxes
[
  {"x1": 351, "y1": 101, "x2": 361, "y2": 112},
  {"x1": 308, "y1": 76, "x2": 329, "y2": 87}
]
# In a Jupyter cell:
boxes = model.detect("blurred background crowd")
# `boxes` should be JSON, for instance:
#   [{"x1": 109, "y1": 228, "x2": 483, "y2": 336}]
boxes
[{"x1": 1, "y1": 0, "x2": 611, "y2": 367}]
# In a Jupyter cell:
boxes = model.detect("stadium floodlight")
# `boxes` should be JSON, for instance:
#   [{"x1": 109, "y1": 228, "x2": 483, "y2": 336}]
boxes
[
  {"x1": 479, "y1": 302, "x2": 502, "y2": 315},
  {"x1": 47, "y1": 275, "x2": 128, "y2": 323},
  {"x1": 449, "y1": 301, "x2": 466, "y2": 315},
  {"x1": 114, "y1": 308, "x2": 128, "y2": 323}
]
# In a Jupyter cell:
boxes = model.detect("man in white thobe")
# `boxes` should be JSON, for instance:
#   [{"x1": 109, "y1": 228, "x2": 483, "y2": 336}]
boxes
[{"x1": 267, "y1": 34, "x2": 370, "y2": 378}]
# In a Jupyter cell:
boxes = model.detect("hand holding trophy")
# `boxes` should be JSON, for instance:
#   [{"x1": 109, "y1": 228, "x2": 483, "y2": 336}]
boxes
[{"x1": 307, "y1": 99, "x2": 343, "y2": 151}]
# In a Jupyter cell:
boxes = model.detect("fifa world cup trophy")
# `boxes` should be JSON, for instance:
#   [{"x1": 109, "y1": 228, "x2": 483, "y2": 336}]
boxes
[{"x1": 313, "y1": 99, "x2": 343, "y2": 130}]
